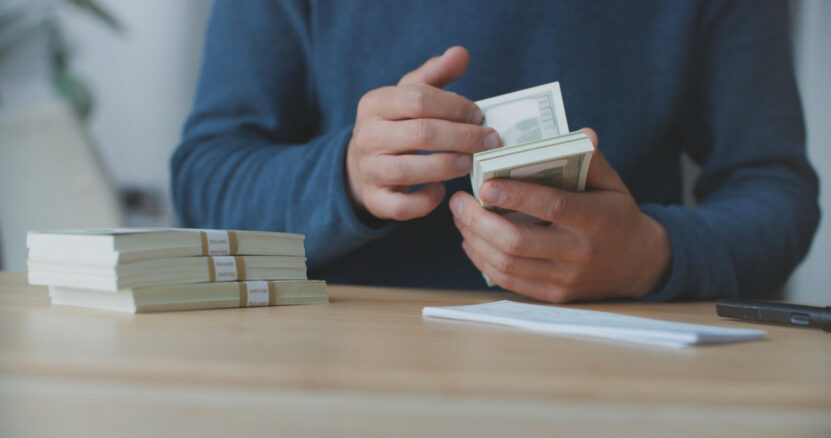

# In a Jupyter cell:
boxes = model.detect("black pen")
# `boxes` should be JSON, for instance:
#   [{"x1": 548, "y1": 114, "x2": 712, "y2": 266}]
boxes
[{"x1": 716, "y1": 299, "x2": 831, "y2": 332}]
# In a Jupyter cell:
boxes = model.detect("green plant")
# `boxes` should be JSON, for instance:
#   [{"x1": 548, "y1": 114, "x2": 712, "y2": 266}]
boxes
[{"x1": 52, "y1": 0, "x2": 123, "y2": 118}]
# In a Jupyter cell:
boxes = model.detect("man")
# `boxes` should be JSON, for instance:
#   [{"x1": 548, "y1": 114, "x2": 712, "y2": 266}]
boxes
[{"x1": 172, "y1": 0, "x2": 819, "y2": 302}]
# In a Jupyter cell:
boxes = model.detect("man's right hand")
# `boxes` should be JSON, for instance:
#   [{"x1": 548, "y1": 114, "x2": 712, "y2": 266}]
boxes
[{"x1": 345, "y1": 46, "x2": 500, "y2": 221}]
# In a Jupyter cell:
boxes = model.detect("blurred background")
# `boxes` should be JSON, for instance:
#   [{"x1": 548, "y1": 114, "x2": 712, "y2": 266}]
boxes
[{"x1": 0, "y1": 0, "x2": 828, "y2": 304}]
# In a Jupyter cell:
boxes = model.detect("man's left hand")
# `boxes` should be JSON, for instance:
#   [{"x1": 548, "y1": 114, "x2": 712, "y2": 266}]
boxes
[{"x1": 450, "y1": 128, "x2": 672, "y2": 303}]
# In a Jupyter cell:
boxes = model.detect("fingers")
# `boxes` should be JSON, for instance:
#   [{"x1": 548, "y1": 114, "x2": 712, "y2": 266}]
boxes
[
  {"x1": 477, "y1": 179, "x2": 588, "y2": 227},
  {"x1": 581, "y1": 127, "x2": 598, "y2": 149},
  {"x1": 359, "y1": 84, "x2": 483, "y2": 124},
  {"x1": 449, "y1": 192, "x2": 583, "y2": 260},
  {"x1": 398, "y1": 46, "x2": 470, "y2": 88},
  {"x1": 367, "y1": 183, "x2": 446, "y2": 221},
  {"x1": 346, "y1": 46, "x2": 477, "y2": 221},
  {"x1": 353, "y1": 118, "x2": 500, "y2": 186},
  {"x1": 358, "y1": 119, "x2": 498, "y2": 154},
  {"x1": 452, "y1": 191, "x2": 582, "y2": 303},
  {"x1": 455, "y1": 216, "x2": 571, "y2": 284},
  {"x1": 368, "y1": 153, "x2": 472, "y2": 185},
  {"x1": 461, "y1": 241, "x2": 570, "y2": 304},
  {"x1": 580, "y1": 127, "x2": 628, "y2": 193}
]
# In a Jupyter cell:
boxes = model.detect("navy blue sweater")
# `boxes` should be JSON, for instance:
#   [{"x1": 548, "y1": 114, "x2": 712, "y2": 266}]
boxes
[{"x1": 172, "y1": 0, "x2": 819, "y2": 301}]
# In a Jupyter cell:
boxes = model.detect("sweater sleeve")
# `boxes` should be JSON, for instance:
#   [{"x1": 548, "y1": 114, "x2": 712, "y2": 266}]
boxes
[
  {"x1": 170, "y1": 0, "x2": 389, "y2": 271},
  {"x1": 640, "y1": 0, "x2": 820, "y2": 301}
]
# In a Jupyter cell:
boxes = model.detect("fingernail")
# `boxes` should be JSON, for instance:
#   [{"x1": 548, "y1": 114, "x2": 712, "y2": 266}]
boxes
[
  {"x1": 482, "y1": 185, "x2": 504, "y2": 204},
  {"x1": 484, "y1": 132, "x2": 500, "y2": 150},
  {"x1": 470, "y1": 107, "x2": 483, "y2": 125},
  {"x1": 450, "y1": 196, "x2": 463, "y2": 215},
  {"x1": 457, "y1": 155, "x2": 472, "y2": 172}
]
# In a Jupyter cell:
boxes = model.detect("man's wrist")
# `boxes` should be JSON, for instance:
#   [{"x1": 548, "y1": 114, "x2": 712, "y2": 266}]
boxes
[{"x1": 628, "y1": 213, "x2": 673, "y2": 298}]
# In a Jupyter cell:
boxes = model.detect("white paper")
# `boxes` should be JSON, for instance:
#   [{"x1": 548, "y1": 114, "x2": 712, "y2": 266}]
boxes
[
  {"x1": 244, "y1": 281, "x2": 269, "y2": 307},
  {"x1": 422, "y1": 300, "x2": 766, "y2": 348},
  {"x1": 211, "y1": 256, "x2": 238, "y2": 281},
  {"x1": 204, "y1": 230, "x2": 231, "y2": 255}
]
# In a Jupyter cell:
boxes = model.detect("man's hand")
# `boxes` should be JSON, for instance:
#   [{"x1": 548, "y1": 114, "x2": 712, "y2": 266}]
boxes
[
  {"x1": 346, "y1": 46, "x2": 500, "y2": 221},
  {"x1": 450, "y1": 128, "x2": 672, "y2": 303}
]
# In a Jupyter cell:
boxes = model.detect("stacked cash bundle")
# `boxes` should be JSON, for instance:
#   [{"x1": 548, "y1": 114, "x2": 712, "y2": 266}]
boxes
[
  {"x1": 472, "y1": 82, "x2": 594, "y2": 285},
  {"x1": 472, "y1": 82, "x2": 594, "y2": 223},
  {"x1": 27, "y1": 228, "x2": 328, "y2": 313}
]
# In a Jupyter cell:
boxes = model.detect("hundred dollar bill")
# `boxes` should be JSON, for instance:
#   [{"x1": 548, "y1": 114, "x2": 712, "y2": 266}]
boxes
[
  {"x1": 475, "y1": 82, "x2": 569, "y2": 148},
  {"x1": 472, "y1": 132, "x2": 593, "y2": 223},
  {"x1": 471, "y1": 82, "x2": 592, "y2": 216}
]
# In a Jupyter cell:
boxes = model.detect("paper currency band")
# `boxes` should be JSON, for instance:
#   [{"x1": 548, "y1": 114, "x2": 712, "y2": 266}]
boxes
[
  {"x1": 199, "y1": 230, "x2": 239, "y2": 256},
  {"x1": 207, "y1": 256, "x2": 246, "y2": 282},
  {"x1": 238, "y1": 281, "x2": 277, "y2": 307}
]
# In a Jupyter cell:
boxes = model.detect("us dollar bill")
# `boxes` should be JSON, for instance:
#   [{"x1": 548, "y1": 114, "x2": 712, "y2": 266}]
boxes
[
  {"x1": 472, "y1": 82, "x2": 590, "y2": 211},
  {"x1": 473, "y1": 133, "x2": 593, "y2": 223},
  {"x1": 475, "y1": 82, "x2": 569, "y2": 148}
]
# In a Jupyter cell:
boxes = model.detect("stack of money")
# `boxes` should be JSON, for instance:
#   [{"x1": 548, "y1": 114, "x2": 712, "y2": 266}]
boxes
[
  {"x1": 471, "y1": 82, "x2": 594, "y2": 285},
  {"x1": 472, "y1": 82, "x2": 594, "y2": 223},
  {"x1": 27, "y1": 228, "x2": 328, "y2": 312}
]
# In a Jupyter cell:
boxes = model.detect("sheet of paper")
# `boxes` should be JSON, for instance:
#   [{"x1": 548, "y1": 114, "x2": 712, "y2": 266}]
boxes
[{"x1": 422, "y1": 300, "x2": 766, "y2": 348}]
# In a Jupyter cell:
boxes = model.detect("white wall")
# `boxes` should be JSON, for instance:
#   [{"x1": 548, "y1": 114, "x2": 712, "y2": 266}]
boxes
[
  {"x1": 789, "y1": 0, "x2": 831, "y2": 305},
  {"x1": 59, "y1": 0, "x2": 211, "y2": 223}
]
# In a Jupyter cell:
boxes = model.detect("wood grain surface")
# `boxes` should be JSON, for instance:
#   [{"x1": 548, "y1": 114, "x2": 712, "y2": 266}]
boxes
[{"x1": 0, "y1": 272, "x2": 828, "y2": 437}]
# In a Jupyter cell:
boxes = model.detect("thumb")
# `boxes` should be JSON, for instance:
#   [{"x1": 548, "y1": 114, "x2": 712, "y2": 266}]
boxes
[
  {"x1": 581, "y1": 127, "x2": 629, "y2": 194},
  {"x1": 398, "y1": 46, "x2": 470, "y2": 88}
]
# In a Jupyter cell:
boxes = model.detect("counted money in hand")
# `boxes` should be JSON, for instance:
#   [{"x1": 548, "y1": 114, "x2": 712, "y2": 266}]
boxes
[{"x1": 470, "y1": 82, "x2": 594, "y2": 286}]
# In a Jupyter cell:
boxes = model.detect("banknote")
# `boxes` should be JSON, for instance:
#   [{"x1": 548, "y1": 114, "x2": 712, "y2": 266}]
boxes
[
  {"x1": 471, "y1": 81, "x2": 592, "y2": 216},
  {"x1": 470, "y1": 131, "x2": 586, "y2": 199},
  {"x1": 473, "y1": 134, "x2": 593, "y2": 223},
  {"x1": 475, "y1": 82, "x2": 569, "y2": 148}
]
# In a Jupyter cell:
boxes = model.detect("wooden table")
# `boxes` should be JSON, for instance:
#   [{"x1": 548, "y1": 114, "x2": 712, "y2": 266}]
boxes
[{"x1": 0, "y1": 272, "x2": 828, "y2": 437}]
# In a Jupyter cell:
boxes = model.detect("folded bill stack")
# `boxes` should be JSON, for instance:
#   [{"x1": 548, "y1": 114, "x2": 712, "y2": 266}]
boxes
[
  {"x1": 473, "y1": 81, "x2": 594, "y2": 221},
  {"x1": 27, "y1": 228, "x2": 328, "y2": 313}
]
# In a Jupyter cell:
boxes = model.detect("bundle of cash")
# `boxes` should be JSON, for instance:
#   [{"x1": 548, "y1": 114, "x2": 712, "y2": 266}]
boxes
[
  {"x1": 471, "y1": 82, "x2": 594, "y2": 286},
  {"x1": 472, "y1": 82, "x2": 593, "y2": 223},
  {"x1": 27, "y1": 228, "x2": 328, "y2": 312}
]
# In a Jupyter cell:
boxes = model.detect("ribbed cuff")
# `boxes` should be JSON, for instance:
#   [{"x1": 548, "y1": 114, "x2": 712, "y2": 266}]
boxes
[
  {"x1": 638, "y1": 203, "x2": 691, "y2": 302},
  {"x1": 328, "y1": 126, "x2": 393, "y2": 241}
]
